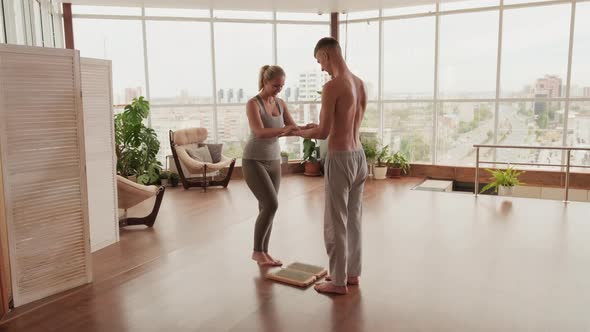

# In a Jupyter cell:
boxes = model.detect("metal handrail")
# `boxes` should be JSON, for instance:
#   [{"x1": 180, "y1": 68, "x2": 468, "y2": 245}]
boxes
[{"x1": 473, "y1": 144, "x2": 590, "y2": 202}]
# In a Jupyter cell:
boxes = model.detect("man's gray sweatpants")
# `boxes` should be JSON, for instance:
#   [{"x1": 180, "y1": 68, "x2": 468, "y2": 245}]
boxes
[{"x1": 323, "y1": 149, "x2": 368, "y2": 286}]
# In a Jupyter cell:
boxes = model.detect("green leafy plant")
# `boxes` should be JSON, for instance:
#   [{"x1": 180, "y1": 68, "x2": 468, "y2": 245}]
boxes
[
  {"x1": 160, "y1": 171, "x2": 170, "y2": 180},
  {"x1": 280, "y1": 151, "x2": 289, "y2": 158},
  {"x1": 386, "y1": 152, "x2": 410, "y2": 174},
  {"x1": 361, "y1": 137, "x2": 378, "y2": 164},
  {"x1": 302, "y1": 138, "x2": 320, "y2": 164},
  {"x1": 169, "y1": 172, "x2": 180, "y2": 187},
  {"x1": 114, "y1": 96, "x2": 162, "y2": 185},
  {"x1": 480, "y1": 167, "x2": 524, "y2": 194},
  {"x1": 375, "y1": 145, "x2": 390, "y2": 167}
]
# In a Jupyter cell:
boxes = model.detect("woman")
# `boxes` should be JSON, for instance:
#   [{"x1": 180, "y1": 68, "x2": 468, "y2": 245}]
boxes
[{"x1": 243, "y1": 65, "x2": 315, "y2": 267}]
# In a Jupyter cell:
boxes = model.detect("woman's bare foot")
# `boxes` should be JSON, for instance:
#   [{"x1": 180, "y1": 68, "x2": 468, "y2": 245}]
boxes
[
  {"x1": 263, "y1": 253, "x2": 283, "y2": 266},
  {"x1": 252, "y1": 251, "x2": 274, "y2": 266},
  {"x1": 324, "y1": 275, "x2": 360, "y2": 286},
  {"x1": 314, "y1": 282, "x2": 348, "y2": 295}
]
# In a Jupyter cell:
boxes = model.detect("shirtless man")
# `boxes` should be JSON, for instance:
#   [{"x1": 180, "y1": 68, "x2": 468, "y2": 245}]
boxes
[{"x1": 295, "y1": 37, "x2": 368, "y2": 295}]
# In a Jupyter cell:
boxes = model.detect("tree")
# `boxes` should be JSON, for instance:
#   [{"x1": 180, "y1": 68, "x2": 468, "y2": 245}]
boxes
[{"x1": 401, "y1": 134, "x2": 430, "y2": 162}]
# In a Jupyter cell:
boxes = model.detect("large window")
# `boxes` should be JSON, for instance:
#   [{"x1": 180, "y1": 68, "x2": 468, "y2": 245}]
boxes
[
  {"x1": 567, "y1": 101, "x2": 590, "y2": 168},
  {"x1": 214, "y1": 22, "x2": 272, "y2": 104},
  {"x1": 383, "y1": 103, "x2": 434, "y2": 164},
  {"x1": 496, "y1": 101, "x2": 564, "y2": 166},
  {"x1": 438, "y1": 11, "x2": 498, "y2": 99},
  {"x1": 437, "y1": 102, "x2": 495, "y2": 165},
  {"x1": 1, "y1": 1, "x2": 5, "y2": 43},
  {"x1": 339, "y1": 21, "x2": 379, "y2": 100},
  {"x1": 146, "y1": 21, "x2": 213, "y2": 104},
  {"x1": 569, "y1": 2, "x2": 590, "y2": 98},
  {"x1": 500, "y1": 4, "x2": 571, "y2": 98},
  {"x1": 383, "y1": 16, "x2": 435, "y2": 99},
  {"x1": 74, "y1": 18, "x2": 146, "y2": 105},
  {"x1": 12, "y1": 0, "x2": 27, "y2": 44},
  {"x1": 32, "y1": 0, "x2": 42, "y2": 46},
  {"x1": 277, "y1": 23, "x2": 328, "y2": 158},
  {"x1": 72, "y1": 2, "x2": 590, "y2": 170}
]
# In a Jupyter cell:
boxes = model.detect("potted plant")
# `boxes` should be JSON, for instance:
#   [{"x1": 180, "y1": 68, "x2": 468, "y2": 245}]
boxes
[
  {"x1": 373, "y1": 145, "x2": 390, "y2": 180},
  {"x1": 301, "y1": 138, "x2": 321, "y2": 176},
  {"x1": 169, "y1": 172, "x2": 180, "y2": 187},
  {"x1": 114, "y1": 96, "x2": 162, "y2": 185},
  {"x1": 160, "y1": 171, "x2": 170, "y2": 186},
  {"x1": 361, "y1": 136, "x2": 378, "y2": 177},
  {"x1": 387, "y1": 152, "x2": 410, "y2": 178},
  {"x1": 480, "y1": 167, "x2": 524, "y2": 196},
  {"x1": 280, "y1": 151, "x2": 289, "y2": 164}
]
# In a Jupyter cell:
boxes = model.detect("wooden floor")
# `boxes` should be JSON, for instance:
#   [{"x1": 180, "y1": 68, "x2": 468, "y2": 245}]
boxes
[{"x1": 1, "y1": 175, "x2": 590, "y2": 331}]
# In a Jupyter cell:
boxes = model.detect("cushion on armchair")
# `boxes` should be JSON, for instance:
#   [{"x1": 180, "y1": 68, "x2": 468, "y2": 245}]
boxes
[
  {"x1": 198, "y1": 143, "x2": 223, "y2": 163},
  {"x1": 186, "y1": 145, "x2": 213, "y2": 163}
]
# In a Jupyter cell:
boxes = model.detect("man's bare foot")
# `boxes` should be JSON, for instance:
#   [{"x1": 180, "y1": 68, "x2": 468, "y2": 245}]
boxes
[
  {"x1": 314, "y1": 282, "x2": 348, "y2": 295},
  {"x1": 263, "y1": 253, "x2": 283, "y2": 266},
  {"x1": 324, "y1": 275, "x2": 360, "y2": 285},
  {"x1": 252, "y1": 251, "x2": 274, "y2": 266}
]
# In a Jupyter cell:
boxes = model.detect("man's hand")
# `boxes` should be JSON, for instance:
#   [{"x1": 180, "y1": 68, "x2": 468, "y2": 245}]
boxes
[
  {"x1": 303, "y1": 123, "x2": 318, "y2": 129},
  {"x1": 280, "y1": 125, "x2": 299, "y2": 137}
]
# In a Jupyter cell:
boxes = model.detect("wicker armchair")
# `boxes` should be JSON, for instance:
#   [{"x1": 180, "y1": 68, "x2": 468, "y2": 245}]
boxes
[{"x1": 169, "y1": 128, "x2": 236, "y2": 191}]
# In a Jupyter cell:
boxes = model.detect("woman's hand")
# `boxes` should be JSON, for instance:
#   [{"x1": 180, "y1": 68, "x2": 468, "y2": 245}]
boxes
[
  {"x1": 280, "y1": 125, "x2": 299, "y2": 137},
  {"x1": 303, "y1": 123, "x2": 318, "y2": 129}
]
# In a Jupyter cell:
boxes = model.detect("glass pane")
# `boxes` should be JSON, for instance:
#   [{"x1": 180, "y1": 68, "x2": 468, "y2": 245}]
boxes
[
  {"x1": 500, "y1": 4, "x2": 570, "y2": 98},
  {"x1": 281, "y1": 103, "x2": 321, "y2": 159},
  {"x1": 151, "y1": 106, "x2": 214, "y2": 164},
  {"x1": 496, "y1": 101, "x2": 564, "y2": 168},
  {"x1": 214, "y1": 22, "x2": 272, "y2": 103},
  {"x1": 213, "y1": 10, "x2": 272, "y2": 20},
  {"x1": 383, "y1": 16, "x2": 435, "y2": 99},
  {"x1": 383, "y1": 102, "x2": 434, "y2": 163},
  {"x1": 12, "y1": 0, "x2": 27, "y2": 44},
  {"x1": 277, "y1": 24, "x2": 329, "y2": 102},
  {"x1": 569, "y1": 2, "x2": 590, "y2": 98},
  {"x1": 33, "y1": 0, "x2": 43, "y2": 46},
  {"x1": 276, "y1": 12, "x2": 329, "y2": 21},
  {"x1": 361, "y1": 102, "x2": 380, "y2": 140},
  {"x1": 437, "y1": 102, "x2": 495, "y2": 166},
  {"x1": 339, "y1": 21, "x2": 379, "y2": 100},
  {"x1": 74, "y1": 18, "x2": 146, "y2": 105},
  {"x1": 1, "y1": 2, "x2": 5, "y2": 43},
  {"x1": 383, "y1": 3, "x2": 436, "y2": 16},
  {"x1": 439, "y1": 10, "x2": 498, "y2": 98},
  {"x1": 146, "y1": 21, "x2": 213, "y2": 104},
  {"x1": 504, "y1": 0, "x2": 556, "y2": 5},
  {"x1": 72, "y1": 5, "x2": 141, "y2": 16},
  {"x1": 217, "y1": 105, "x2": 250, "y2": 159},
  {"x1": 144, "y1": 7, "x2": 210, "y2": 18},
  {"x1": 341, "y1": 10, "x2": 379, "y2": 20},
  {"x1": 567, "y1": 101, "x2": 590, "y2": 172},
  {"x1": 440, "y1": 0, "x2": 498, "y2": 11}
]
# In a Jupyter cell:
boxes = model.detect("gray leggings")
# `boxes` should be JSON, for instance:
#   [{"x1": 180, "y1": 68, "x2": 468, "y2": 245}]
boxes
[{"x1": 242, "y1": 159, "x2": 281, "y2": 252}]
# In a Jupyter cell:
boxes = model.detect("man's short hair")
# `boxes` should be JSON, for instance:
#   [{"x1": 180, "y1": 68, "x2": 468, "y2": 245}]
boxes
[{"x1": 314, "y1": 37, "x2": 341, "y2": 57}]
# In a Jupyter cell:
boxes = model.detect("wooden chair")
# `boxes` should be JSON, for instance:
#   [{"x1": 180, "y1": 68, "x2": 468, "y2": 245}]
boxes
[
  {"x1": 116, "y1": 175, "x2": 165, "y2": 227},
  {"x1": 169, "y1": 128, "x2": 236, "y2": 191}
]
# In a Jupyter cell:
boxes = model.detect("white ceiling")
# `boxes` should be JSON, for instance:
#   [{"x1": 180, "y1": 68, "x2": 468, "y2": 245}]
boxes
[{"x1": 58, "y1": 0, "x2": 437, "y2": 14}]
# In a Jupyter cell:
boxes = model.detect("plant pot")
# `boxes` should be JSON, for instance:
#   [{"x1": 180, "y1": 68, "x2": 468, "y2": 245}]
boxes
[
  {"x1": 388, "y1": 167, "x2": 402, "y2": 178},
  {"x1": 170, "y1": 178, "x2": 179, "y2": 187},
  {"x1": 304, "y1": 161, "x2": 321, "y2": 176},
  {"x1": 374, "y1": 166, "x2": 388, "y2": 180},
  {"x1": 281, "y1": 156, "x2": 288, "y2": 164},
  {"x1": 160, "y1": 179, "x2": 169, "y2": 186},
  {"x1": 498, "y1": 185, "x2": 513, "y2": 196},
  {"x1": 127, "y1": 175, "x2": 137, "y2": 182}
]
